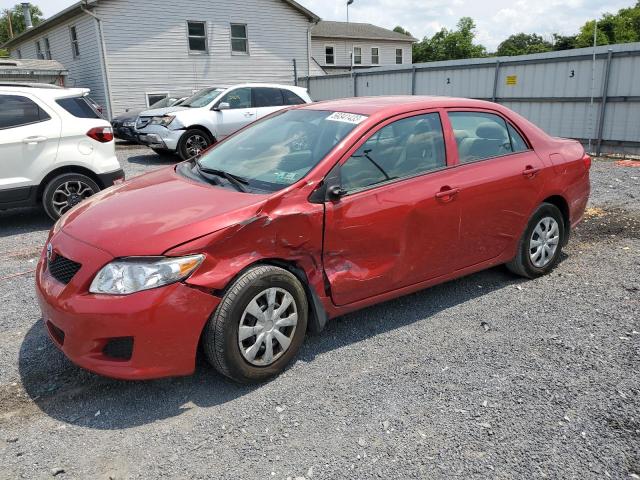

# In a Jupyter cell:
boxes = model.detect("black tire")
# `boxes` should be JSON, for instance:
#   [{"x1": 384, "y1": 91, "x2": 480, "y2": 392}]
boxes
[
  {"x1": 203, "y1": 265, "x2": 308, "y2": 383},
  {"x1": 178, "y1": 128, "x2": 213, "y2": 160},
  {"x1": 506, "y1": 202, "x2": 566, "y2": 279},
  {"x1": 42, "y1": 173, "x2": 101, "y2": 221}
]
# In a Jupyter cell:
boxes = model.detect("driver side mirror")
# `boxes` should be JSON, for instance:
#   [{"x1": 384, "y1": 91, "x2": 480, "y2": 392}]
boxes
[{"x1": 214, "y1": 102, "x2": 230, "y2": 111}]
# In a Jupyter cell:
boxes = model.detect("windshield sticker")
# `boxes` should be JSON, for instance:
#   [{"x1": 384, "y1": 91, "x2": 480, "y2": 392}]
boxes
[{"x1": 326, "y1": 112, "x2": 368, "y2": 125}]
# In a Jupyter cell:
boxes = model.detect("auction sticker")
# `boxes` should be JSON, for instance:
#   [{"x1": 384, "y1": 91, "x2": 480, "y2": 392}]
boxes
[{"x1": 327, "y1": 112, "x2": 368, "y2": 124}]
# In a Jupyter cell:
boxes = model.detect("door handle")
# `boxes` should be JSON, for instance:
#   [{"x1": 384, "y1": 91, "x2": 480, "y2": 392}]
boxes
[
  {"x1": 522, "y1": 166, "x2": 541, "y2": 178},
  {"x1": 435, "y1": 187, "x2": 460, "y2": 202},
  {"x1": 22, "y1": 136, "x2": 47, "y2": 144},
  {"x1": 243, "y1": 112, "x2": 254, "y2": 118}
]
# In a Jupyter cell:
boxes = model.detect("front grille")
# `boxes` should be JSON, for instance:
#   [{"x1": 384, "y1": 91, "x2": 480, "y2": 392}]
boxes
[
  {"x1": 48, "y1": 255, "x2": 82, "y2": 284},
  {"x1": 136, "y1": 116, "x2": 150, "y2": 129}
]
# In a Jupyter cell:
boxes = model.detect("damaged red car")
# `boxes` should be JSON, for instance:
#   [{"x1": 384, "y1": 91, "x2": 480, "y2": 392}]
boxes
[{"x1": 36, "y1": 97, "x2": 591, "y2": 383}]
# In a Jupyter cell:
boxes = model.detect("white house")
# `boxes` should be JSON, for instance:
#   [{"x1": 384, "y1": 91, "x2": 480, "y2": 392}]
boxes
[
  {"x1": 311, "y1": 21, "x2": 417, "y2": 74},
  {"x1": 2, "y1": 0, "x2": 319, "y2": 118}
]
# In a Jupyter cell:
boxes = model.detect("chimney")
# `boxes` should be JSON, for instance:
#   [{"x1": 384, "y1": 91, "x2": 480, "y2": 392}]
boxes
[{"x1": 21, "y1": 3, "x2": 33, "y2": 29}]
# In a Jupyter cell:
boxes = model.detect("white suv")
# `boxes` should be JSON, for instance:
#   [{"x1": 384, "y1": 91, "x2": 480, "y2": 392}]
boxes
[
  {"x1": 136, "y1": 83, "x2": 312, "y2": 160},
  {"x1": 0, "y1": 84, "x2": 123, "y2": 220}
]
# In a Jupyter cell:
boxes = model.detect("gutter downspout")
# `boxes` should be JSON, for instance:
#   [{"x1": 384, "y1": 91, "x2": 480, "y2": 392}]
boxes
[{"x1": 81, "y1": 3, "x2": 113, "y2": 119}]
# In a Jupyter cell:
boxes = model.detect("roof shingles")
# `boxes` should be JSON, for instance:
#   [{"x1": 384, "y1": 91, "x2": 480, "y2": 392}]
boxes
[{"x1": 312, "y1": 21, "x2": 417, "y2": 42}]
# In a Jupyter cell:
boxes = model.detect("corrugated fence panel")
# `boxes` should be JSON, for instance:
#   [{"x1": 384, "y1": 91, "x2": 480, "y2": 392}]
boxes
[{"x1": 302, "y1": 42, "x2": 640, "y2": 155}]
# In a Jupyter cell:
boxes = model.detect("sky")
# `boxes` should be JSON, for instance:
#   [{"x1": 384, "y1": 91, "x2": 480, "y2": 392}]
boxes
[{"x1": 1, "y1": 0, "x2": 634, "y2": 50}]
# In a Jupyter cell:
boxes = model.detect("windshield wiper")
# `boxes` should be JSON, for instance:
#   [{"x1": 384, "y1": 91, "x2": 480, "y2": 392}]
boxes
[{"x1": 195, "y1": 159, "x2": 249, "y2": 192}]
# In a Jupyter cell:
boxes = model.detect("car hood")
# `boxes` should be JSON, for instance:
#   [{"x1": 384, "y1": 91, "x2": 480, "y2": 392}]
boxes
[
  {"x1": 112, "y1": 111, "x2": 140, "y2": 123},
  {"x1": 58, "y1": 167, "x2": 269, "y2": 258},
  {"x1": 139, "y1": 105, "x2": 191, "y2": 117}
]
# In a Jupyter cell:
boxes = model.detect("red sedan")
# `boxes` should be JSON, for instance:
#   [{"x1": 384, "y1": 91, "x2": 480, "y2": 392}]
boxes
[{"x1": 36, "y1": 97, "x2": 591, "y2": 383}]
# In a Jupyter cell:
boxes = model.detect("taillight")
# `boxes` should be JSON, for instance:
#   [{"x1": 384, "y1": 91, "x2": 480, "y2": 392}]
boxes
[
  {"x1": 583, "y1": 153, "x2": 592, "y2": 170},
  {"x1": 86, "y1": 126, "x2": 114, "y2": 143}
]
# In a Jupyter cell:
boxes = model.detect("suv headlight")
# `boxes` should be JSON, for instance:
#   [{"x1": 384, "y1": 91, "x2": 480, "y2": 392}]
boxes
[
  {"x1": 149, "y1": 115, "x2": 175, "y2": 127},
  {"x1": 89, "y1": 255, "x2": 204, "y2": 295}
]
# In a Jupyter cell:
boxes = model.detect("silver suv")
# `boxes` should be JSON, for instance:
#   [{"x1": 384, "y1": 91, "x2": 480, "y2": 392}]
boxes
[{"x1": 136, "y1": 83, "x2": 312, "y2": 159}]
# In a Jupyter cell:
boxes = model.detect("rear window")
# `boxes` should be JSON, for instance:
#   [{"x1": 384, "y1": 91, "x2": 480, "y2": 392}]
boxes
[
  {"x1": 56, "y1": 96, "x2": 100, "y2": 119},
  {"x1": 253, "y1": 87, "x2": 284, "y2": 108},
  {"x1": 282, "y1": 89, "x2": 306, "y2": 105}
]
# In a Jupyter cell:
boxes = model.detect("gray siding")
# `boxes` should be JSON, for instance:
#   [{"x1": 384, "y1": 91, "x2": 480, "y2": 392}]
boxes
[
  {"x1": 312, "y1": 37, "x2": 412, "y2": 69},
  {"x1": 10, "y1": 13, "x2": 108, "y2": 113},
  {"x1": 304, "y1": 42, "x2": 640, "y2": 155},
  {"x1": 95, "y1": 0, "x2": 313, "y2": 116}
]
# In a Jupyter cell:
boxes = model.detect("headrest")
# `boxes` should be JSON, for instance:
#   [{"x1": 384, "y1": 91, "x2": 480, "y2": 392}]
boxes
[
  {"x1": 476, "y1": 122, "x2": 506, "y2": 140},
  {"x1": 413, "y1": 119, "x2": 432, "y2": 135}
]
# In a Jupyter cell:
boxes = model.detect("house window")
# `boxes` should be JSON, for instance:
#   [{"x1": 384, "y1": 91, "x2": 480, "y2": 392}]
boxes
[
  {"x1": 395, "y1": 48, "x2": 403, "y2": 64},
  {"x1": 36, "y1": 40, "x2": 44, "y2": 59},
  {"x1": 44, "y1": 37, "x2": 52, "y2": 59},
  {"x1": 146, "y1": 92, "x2": 170, "y2": 107},
  {"x1": 16, "y1": 49, "x2": 22, "y2": 59},
  {"x1": 353, "y1": 46, "x2": 362, "y2": 65},
  {"x1": 371, "y1": 47, "x2": 379, "y2": 65},
  {"x1": 230, "y1": 24, "x2": 248, "y2": 54},
  {"x1": 325, "y1": 45, "x2": 334, "y2": 65},
  {"x1": 187, "y1": 21, "x2": 207, "y2": 52},
  {"x1": 70, "y1": 26, "x2": 80, "y2": 58}
]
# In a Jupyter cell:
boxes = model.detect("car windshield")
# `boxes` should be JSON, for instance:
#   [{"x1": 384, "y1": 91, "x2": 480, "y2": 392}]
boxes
[
  {"x1": 180, "y1": 87, "x2": 225, "y2": 108},
  {"x1": 196, "y1": 109, "x2": 366, "y2": 192}
]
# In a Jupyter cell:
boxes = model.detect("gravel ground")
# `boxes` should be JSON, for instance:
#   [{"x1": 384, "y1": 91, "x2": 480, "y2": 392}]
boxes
[{"x1": 0, "y1": 147, "x2": 638, "y2": 480}]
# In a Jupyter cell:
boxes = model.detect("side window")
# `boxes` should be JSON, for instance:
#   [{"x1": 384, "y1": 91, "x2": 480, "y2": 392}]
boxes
[
  {"x1": 253, "y1": 87, "x2": 283, "y2": 108},
  {"x1": 70, "y1": 25, "x2": 80, "y2": 58},
  {"x1": 508, "y1": 123, "x2": 529, "y2": 152},
  {"x1": 325, "y1": 45, "x2": 334, "y2": 65},
  {"x1": 282, "y1": 89, "x2": 305, "y2": 105},
  {"x1": 187, "y1": 21, "x2": 208, "y2": 52},
  {"x1": 219, "y1": 87, "x2": 252, "y2": 109},
  {"x1": 448, "y1": 112, "x2": 513, "y2": 163},
  {"x1": 341, "y1": 113, "x2": 446, "y2": 192},
  {"x1": 230, "y1": 24, "x2": 248, "y2": 54},
  {"x1": 0, "y1": 95, "x2": 51, "y2": 129}
]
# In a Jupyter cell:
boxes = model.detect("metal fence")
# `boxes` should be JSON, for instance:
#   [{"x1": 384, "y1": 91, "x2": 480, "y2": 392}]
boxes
[{"x1": 301, "y1": 42, "x2": 640, "y2": 156}]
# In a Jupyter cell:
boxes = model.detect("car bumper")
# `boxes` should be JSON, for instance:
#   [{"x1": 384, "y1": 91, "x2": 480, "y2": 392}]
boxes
[
  {"x1": 112, "y1": 125, "x2": 138, "y2": 142},
  {"x1": 137, "y1": 125, "x2": 183, "y2": 151},
  {"x1": 97, "y1": 168, "x2": 125, "y2": 188},
  {"x1": 35, "y1": 231, "x2": 220, "y2": 380}
]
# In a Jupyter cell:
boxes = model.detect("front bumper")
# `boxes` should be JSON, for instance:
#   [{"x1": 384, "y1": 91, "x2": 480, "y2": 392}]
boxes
[
  {"x1": 112, "y1": 124, "x2": 138, "y2": 142},
  {"x1": 136, "y1": 125, "x2": 183, "y2": 151},
  {"x1": 35, "y1": 231, "x2": 220, "y2": 380}
]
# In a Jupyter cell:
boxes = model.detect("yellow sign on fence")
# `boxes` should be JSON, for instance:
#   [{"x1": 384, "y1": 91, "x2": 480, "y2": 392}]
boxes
[{"x1": 506, "y1": 75, "x2": 518, "y2": 86}]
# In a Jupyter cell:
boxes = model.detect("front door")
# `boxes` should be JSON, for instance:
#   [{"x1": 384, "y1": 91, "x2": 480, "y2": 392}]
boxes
[
  {"x1": 445, "y1": 110, "x2": 546, "y2": 269},
  {"x1": 322, "y1": 112, "x2": 461, "y2": 306},
  {"x1": 214, "y1": 87, "x2": 256, "y2": 138}
]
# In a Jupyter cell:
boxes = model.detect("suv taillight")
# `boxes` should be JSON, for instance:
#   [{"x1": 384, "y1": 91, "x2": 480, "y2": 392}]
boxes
[
  {"x1": 87, "y1": 127, "x2": 114, "y2": 143},
  {"x1": 583, "y1": 153, "x2": 592, "y2": 170}
]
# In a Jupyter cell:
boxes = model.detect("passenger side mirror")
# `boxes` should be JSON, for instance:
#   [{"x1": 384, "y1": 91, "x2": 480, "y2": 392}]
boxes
[
  {"x1": 214, "y1": 102, "x2": 230, "y2": 111},
  {"x1": 327, "y1": 185, "x2": 347, "y2": 200}
]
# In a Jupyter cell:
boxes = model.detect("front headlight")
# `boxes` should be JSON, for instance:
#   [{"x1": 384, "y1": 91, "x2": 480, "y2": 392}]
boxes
[
  {"x1": 149, "y1": 115, "x2": 175, "y2": 127},
  {"x1": 123, "y1": 121, "x2": 136, "y2": 127},
  {"x1": 89, "y1": 255, "x2": 204, "y2": 295}
]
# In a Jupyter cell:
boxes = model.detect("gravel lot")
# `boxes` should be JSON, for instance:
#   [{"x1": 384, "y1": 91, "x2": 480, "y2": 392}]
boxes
[{"x1": 0, "y1": 144, "x2": 638, "y2": 479}]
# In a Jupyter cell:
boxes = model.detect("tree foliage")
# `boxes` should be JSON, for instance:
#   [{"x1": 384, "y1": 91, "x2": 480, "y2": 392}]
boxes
[
  {"x1": 0, "y1": 4, "x2": 43, "y2": 46},
  {"x1": 496, "y1": 33, "x2": 553, "y2": 56},
  {"x1": 393, "y1": 25, "x2": 412, "y2": 37},
  {"x1": 413, "y1": 17, "x2": 487, "y2": 62}
]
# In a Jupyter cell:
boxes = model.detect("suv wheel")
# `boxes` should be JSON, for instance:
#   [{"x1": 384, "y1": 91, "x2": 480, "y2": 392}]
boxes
[
  {"x1": 42, "y1": 173, "x2": 101, "y2": 221},
  {"x1": 178, "y1": 129, "x2": 212, "y2": 160}
]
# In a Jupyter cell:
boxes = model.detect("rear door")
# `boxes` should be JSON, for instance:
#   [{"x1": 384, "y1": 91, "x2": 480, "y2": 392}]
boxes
[
  {"x1": 444, "y1": 109, "x2": 545, "y2": 269},
  {"x1": 0, "y1": 93, "x2": 61, "y2": 199},
  {"x1": 322, "y1": 111, "x2": 461, "y2": 306},
  {"x1": 253, "y1": 87, "x2": 286, "y2": 119},
  {"x1": 214, "y1": 87, "x2": 256, "y2": 138}
]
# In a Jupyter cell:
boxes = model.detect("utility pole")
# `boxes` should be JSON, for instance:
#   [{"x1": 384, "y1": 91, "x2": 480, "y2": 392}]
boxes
[{"x1": 587, "y1": 19, "x2": 598, "y2": 154}]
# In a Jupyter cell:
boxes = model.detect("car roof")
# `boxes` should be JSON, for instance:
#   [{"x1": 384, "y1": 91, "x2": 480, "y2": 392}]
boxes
[
  {"x1": 301, "y1": 96, "x2": 502, "y2": 116},
  {"x1": 0, "y1": 85, "x2": 90, "y2": 98}
]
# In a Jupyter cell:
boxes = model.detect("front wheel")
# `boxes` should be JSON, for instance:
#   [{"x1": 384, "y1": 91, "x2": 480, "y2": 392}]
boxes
[
  {"x1": 203, "y1": 265, "x2": 308, "y2": 383},
  {"x1": 178, "y1": 129, "x2": 212, "y2": 160},
  {"x1": 507, "y1": 202, "x2": 565, "y2": 278},
  {"x1": 42, "y1": 173, "x2": 101, "y2": 221}
]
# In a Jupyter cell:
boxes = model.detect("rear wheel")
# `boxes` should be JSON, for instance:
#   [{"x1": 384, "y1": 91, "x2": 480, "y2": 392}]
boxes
[
  {"x1": 203, "y1": 265, "x2": 308, "y2": 383},
  {"x1": 507, "y1": 202, "x2": 565, "y2": 278},
  {"x1": 178, "y1": 129, "x2": 212, "y2": 160},
  {"x1": 42, "y1": 173, "x2": 101, "y2": 221}
]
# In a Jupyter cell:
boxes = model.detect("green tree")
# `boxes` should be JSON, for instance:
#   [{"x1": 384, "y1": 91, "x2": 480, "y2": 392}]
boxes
[
  {"x1": 413, "y1": 17, "x2": 487, "y2": 62},
  {"x1": 393, "y1": 25, "x2": 412, "y2": 37},
  {"x1": 0, "y1": 4, "x2": 43, "y2": 46},
  {"x1": 496, "y1": 33, "x2": 553, "y2": 56},
  {"x1": 551, "y1": 33, "x2": 577, "y2": 51}
]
